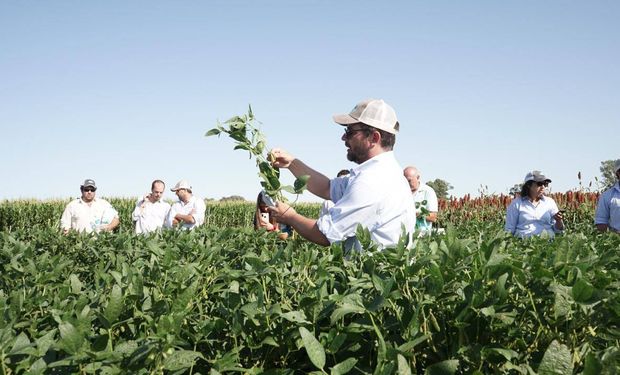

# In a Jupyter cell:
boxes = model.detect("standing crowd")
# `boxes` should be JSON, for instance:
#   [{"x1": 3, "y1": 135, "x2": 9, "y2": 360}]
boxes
[
  {"x1": 60, "y1": 99, "x2": 620, "y2": 249},
  {"x1": 60, "y1": 179, "x2": 206, "y2": 235}
]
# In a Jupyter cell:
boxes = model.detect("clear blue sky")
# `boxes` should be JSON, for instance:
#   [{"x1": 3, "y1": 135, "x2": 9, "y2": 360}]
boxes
[{"x1": 1, "y1": 1, "x2": 618, "y2": 202}]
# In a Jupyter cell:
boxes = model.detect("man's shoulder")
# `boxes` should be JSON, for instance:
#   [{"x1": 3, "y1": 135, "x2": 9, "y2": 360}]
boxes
[{"x1": 421, "y1": 184, "x2": 436, "y2": 193}]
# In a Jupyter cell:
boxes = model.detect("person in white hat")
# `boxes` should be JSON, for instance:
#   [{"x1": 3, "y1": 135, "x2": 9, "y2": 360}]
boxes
[
  {"x1": 165, "y1": 179, "x2": 206, "y2": 230},
  {"x1": 268, "y1": 98, "x2": 415, "y2": 252},
  {"x1": 132, "y1": 179, "x2": 171, "y2": 234},
  {"x1": 505, "y1": 171, "x2": 565, "y2": 238},
  {"x1": 60, "y1": 179, "x2": 120, "y2": 234},
  {"x1": 594, "y1": 159, "x2": 620, "y2": 233}
]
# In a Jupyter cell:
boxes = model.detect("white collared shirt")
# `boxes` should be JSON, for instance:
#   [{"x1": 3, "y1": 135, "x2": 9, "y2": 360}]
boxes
[
  {"x1": 595, "y1": 183, "x2": 620, "y2": 232},
  {"x1": 412, "y1": 183, "x2": 439, "y2": 231},
  {"x1": 60, "y1": 197, "x2": 119, "y2": 233},
  {"x1": 132, "y1": 198, "x2": 171, "y2": 234},
  {"x1": 505, "y1": 196, "x2": 560, "y2": 238},
  {"x1": 316, "y1": 151, "x2": 416, "y2": 250},
  {"x1": 165, "y1": 195, "x2": 206, "y2": 230}
]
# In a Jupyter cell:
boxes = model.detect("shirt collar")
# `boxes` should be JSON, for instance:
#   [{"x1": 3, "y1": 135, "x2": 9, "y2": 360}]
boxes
[
  {"x1": 350, "y1": 151, "x2": 394, "y2": 176},
  {"x1": 79, "y1": 197, "x2": 97, "y2": 204}
]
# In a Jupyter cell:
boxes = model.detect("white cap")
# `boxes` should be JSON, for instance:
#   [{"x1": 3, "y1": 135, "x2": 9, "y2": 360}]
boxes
[
  {"x1": 332, "y1": 99, "x2": 400, "y2": 134},
  {"x1": 171, "y1": 180, "x2": 192, "y2": 192}
]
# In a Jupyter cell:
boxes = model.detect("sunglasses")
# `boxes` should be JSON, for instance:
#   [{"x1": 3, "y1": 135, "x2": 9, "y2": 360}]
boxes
[
  {"x1": 82, "y1": 187, "x2": 97, "y2": 192},
  {"x1": 343, "y1": 126, "x2": 369, "y2": 138},
  {"x1": 535, "y1": 181, "x2": 549, "y2": 187}
]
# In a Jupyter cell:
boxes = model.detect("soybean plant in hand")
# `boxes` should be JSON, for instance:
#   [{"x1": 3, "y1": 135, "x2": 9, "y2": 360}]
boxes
[{"x1": 206, "y1": 106, "x2": 309, "y2": 202}]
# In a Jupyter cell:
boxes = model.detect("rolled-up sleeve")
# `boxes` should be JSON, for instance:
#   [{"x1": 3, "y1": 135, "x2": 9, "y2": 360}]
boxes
[{"x1": 317, "y1": 179, "x2": 377, "y2": 244}]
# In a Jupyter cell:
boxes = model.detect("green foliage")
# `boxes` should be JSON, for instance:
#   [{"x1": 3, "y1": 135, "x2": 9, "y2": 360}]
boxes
[
  {"x1": 426, "y1": 178, "x2": 453, "y2": 199},
  {"x1": 598, "y1": 159, "x2": 618, "y2": 190},
  {"x1": 206, "y1": 106, "x2": 308, "y2": 201},
  {"x1": 1, "y1": 221, "x2": 619, "y2": 373}
]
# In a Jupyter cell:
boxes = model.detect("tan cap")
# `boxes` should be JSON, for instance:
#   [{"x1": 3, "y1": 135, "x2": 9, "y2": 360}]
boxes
[
  {"x1": 333, "y1": 99, "x2": 400, "y2": 134},
  {"x1": 171, "y1": 180, "x2": 192, "y2": 192},
  {"x1": 524, "y1": 170, "x2": 552, "y2": 184}
]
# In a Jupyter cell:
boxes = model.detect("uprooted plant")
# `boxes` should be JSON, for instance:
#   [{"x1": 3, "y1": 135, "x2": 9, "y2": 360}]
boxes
[{"x1": 206, "y1": 105, "x2": 308, "y2": 202}]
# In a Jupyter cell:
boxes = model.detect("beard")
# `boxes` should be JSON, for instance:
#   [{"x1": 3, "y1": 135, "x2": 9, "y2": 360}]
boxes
[{"x1": 346, "y1": 142, "x2": 369, "y2": 164}]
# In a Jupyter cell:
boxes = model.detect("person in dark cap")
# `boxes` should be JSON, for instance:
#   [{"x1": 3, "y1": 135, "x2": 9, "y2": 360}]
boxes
[
  {"x1": 505, "y1": 170, "x2": 564, "y2": 238},
  {"x1": 60, "y1": 179, "x2": 120, "y2": 234},
  {"x1": 594, "y1": 159, "x2": 620, "y2": 233}
]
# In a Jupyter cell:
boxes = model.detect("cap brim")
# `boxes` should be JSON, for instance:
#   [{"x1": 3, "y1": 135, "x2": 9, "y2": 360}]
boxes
[{"x1": 332, "y1": 114, "x2": 358, "y2": 125}]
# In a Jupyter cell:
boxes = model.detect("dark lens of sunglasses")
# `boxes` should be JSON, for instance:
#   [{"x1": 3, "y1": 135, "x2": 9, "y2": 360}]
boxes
[
  {"x1": 84, "y1": 188, "x2": 96, "y2": 192},
  {"x1": 536, "y1": 182, "x2": 548, "y2": 187}
]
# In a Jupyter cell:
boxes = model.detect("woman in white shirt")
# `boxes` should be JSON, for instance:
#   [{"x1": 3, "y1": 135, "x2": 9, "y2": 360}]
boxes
[{"x1": 505, "y1": 171, "x2": 565, "y2": 238}]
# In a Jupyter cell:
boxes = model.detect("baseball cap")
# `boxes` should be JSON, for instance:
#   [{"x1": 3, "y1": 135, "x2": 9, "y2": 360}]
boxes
[
  {"x1": 524, "y1": 171, "x2": 552, "y2": 184},
  {"x1": 171, "y1": 180, "x2": 192, "y2": 192},
  {"x1": 615, "y1": 159, "x2": 620, "y2": 172},
  {"x1": 81, "y1": 179, "x2": 97, "y2": 188},
  {"x1": 333, "y1": 99, "x2": 400, "y2": 134}
]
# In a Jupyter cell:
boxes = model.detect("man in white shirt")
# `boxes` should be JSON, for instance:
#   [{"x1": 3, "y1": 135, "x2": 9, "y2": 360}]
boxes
[
  {"x1": 268, "y1": 99, "x2": 415, "y2": 251},
  {"x1": 595, "y1": 159, "x2": 620, "y2": 233},
  {"x1": 403, "y1": 166, "x2": 438, "y2": 232},
  {"x1": 60, "y1": 179, "x2": 120, "y2": 234},
  {"x1": 132, "y1": 180, "x2": 171, "y2": 234},
  {"x1": 165, "y1": 180, "x2": 206, "y2": 230}
]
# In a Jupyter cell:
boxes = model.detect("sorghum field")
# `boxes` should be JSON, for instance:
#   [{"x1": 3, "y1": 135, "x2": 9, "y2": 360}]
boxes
[{"x1": 1, "y1": 192, "x2": 619, "y2": 374}]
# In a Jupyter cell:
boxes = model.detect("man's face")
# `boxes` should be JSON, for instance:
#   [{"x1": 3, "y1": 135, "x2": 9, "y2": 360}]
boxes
[
  {"x1": 341, "y1": 124, "x2": 371, "y2": 164},
  {"x1": 175, "y1": 188, "x2": 190, "y2": 202},
  {"x1": 81, "y1": 186, "x2": 96, "y2": 202},
  {"x1": 150, "y1": 182, "x2": 165, "y2": 202},
  {"x1": 404, "y1": 170, "x2": 420, "y2": 192}
]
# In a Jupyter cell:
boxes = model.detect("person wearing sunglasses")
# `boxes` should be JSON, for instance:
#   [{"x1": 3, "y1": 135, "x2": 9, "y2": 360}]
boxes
[
  {"x1": 60, "y1": 179, "x2": 120, "y2": 234},
  {"x1": 505, "y1": 171, "x2": 564, "y2": 238},
  {"x1": 267, "y1": 99, "x2": 415, "y2": 252},
  {"x1": 594, "y1": 159, "x2": 620, "y2": 233}
]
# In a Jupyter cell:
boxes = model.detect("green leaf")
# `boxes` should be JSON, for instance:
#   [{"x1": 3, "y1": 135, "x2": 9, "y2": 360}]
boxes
[
  {"x1": 294, "y1": 175, "x2": 310, "y2": 194},
  {"x1": 331, "y1": 357, "x2": 357, "y2": 375},
  {"x1": 29, "y1": 358, "x2": 47, "y2": 375},
  {"x1": 582, "y1": 352, "x2": 602, "y2": 375},
  {"x1": 572, "y1": 278, "x2": 594, "y2": 302},
  {"x1": 69, "y1": 274, "x2": 83, "y2": 294},
  {"x1": 9, "y1": 332, "x2": 32, "y2": 355},
  {"x1": 425, "y1": 359, "x2": 459, "y2": 375},
  {"x1": 281, "y1": 311, "x2": 310, "y2": 324},
  {"x1": 496, "y1": 273, "x2": 508, "y2": 300},
  {"x1": 205, "y1": 128, "x2": 221, "y2": 137},
  {"x1": 299, "y1": 327, "x2": 326, "y2": 370},
  {"x1": 58, "y1": 321, "x2": 84, "y2": 355},
  {"x1": 538, "y1": 340, "x2": 573, "y2": 375},
  {"x1": 397, "y1": 354, "x2": 412, "y2": 375},
  {"x1": 163, "y1": 350, "x2": 205, "y2": 371},
  {"x1": 104, "y1": 284, "x2": 123, "y2": 326},
  {"x1": 330, "y1": 304, "x2": 366, "y2": 324},
  {"x1": 481, "y1": 347, "x2": 519, "y2": 361},
  {"x1": 36, "y1": 329, "x2": 57, "y2": 356}
]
